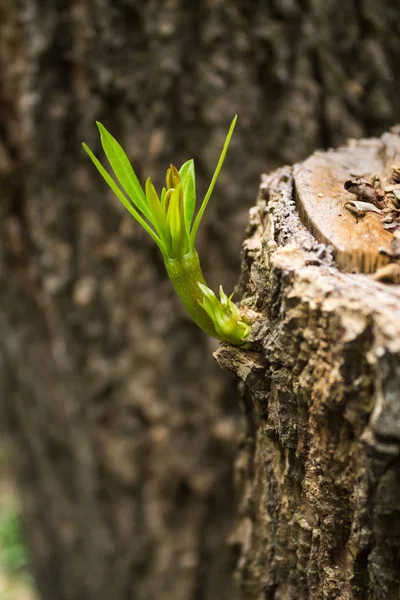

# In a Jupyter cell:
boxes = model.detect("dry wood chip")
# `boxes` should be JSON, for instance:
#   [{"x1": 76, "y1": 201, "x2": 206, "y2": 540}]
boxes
[{"x1": 344, "y1": 200, "x2": 382, "y2": 217}]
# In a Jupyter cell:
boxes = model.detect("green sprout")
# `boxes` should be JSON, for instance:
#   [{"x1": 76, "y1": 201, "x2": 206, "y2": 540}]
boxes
[{"x1": 83, "y1": 116, "x2": 251, "y2": 346}]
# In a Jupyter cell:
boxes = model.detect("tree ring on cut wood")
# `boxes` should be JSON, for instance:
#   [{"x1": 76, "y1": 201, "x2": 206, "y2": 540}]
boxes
[{"x1": 294, "y1": 134, "x2": 400, "y2": 273}]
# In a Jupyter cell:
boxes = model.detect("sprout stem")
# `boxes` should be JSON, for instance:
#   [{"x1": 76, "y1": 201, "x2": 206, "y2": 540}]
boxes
[{"x1": 164, "y1": 251, "x2": 220, "y2": 339}]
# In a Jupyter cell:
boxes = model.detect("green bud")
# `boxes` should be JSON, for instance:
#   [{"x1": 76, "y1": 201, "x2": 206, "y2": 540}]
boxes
[{"x1": 198, "y1": 283, "x2": 251, "y2": 346}]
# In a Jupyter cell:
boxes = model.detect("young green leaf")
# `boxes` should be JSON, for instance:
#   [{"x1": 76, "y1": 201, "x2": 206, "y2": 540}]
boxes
[
  {"x1": 82, "y1": 143, "x2": 166, "y2": 254},
  {"x1": 190, "y1": 115, "x2": 237, "y2": 245},
  {"x1": 160, "y1": 187, "x2": 167, "y2": 208},
  {"x1": 145, "y1": 178, "x2": 167, "y2": 238},
  {"x1": 166, "y1": 184, "x2": 186, "y2": 257},
  {"x1": 96, "y1": 122, "x2": 152, "y2": 222},
  {"x1": 179, "y1": 159, "x2": 196, "y2": 240}
]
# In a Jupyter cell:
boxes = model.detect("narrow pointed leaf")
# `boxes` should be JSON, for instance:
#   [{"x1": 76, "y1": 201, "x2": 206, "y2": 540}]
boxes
[
  {"x1": 166, "y1": 164, "x2": 180, "y2": 190},
  {"x1": 145, "y1": 178, "x2": 167, "y2": 238},
  {"x1": 190, "y1": 115, "x2": 237, "y2": 245},
  {"x1": 82, "y1": 143, "x2": 166, "y2": 254},
  {"x1": 179, "y1": 159, "x2": 196, "y2": 239},
  {"x1": 166, "y1": 166, "x2": 173, "y2": 190},
  {"x1": 96, "y1": 122, "x2": 152, "y2": 221},
  {"x1": 166, "y1": 185, "x2": 186, "y2": 257},
  {"x1": 160, "y1": 187, "x2": 167, "y2": 208},
  {"x1": 164, "y1": 188, "x2": 173, "y2": 214}
]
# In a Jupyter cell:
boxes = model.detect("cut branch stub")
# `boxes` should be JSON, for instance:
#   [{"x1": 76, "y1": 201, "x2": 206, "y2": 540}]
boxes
[{"x1": 294, "y1": 137, "x2": 399, "y2": 273}]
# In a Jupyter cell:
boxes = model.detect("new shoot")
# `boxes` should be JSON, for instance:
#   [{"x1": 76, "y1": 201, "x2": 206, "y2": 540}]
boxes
[{"x1": 83, "y1": 116, "x2": 251, "y2": 346}]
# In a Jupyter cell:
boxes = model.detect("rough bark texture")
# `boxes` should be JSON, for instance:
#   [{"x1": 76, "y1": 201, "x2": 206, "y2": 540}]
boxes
[
  {"x1": 216, "y1": 129, "x2": 400, "y2": 600},
  {"x1": 1, "y1": 2, "x2": 400, "y2": 600}
]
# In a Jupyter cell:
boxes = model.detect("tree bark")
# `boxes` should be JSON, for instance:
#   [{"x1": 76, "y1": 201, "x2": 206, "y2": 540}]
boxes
[
  {"x1": 1, "y1": 2, "x2": 400, "y2": 600},
  {"x1": 216, "y1": 128, "x2": 400, "y2": 600}
]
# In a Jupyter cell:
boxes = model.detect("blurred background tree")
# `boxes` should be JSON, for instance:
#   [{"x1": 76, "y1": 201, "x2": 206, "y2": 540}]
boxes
[{"x1": 0, "y1": 1, "x2": 399, "y2": 599}]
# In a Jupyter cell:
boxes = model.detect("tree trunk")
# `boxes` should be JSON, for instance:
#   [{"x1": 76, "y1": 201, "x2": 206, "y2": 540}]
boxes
[
  {"x1": 216, "y1": 128, "x2": 400, "y2": 600},
  {"x1": 0, "y1": 2, "x2": 400, "y2": 600}
]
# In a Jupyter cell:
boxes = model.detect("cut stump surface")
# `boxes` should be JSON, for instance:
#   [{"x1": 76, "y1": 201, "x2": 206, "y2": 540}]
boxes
[{"x1": 294, "y1": 134, "x2": 400, "y2": 273}]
